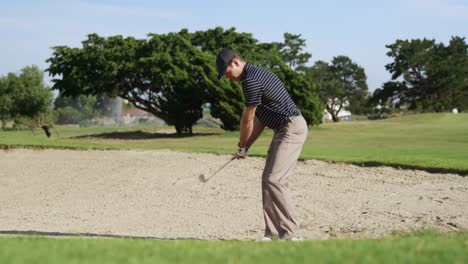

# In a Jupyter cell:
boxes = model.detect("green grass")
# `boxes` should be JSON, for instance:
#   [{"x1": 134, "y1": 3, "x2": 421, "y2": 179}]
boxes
[
  {"x1": 1, "y1": 231, "x2": 467, "y2": 264},
  {"x1": 305, "y1": 113, "x2": 468, "y2": 173},
  {"x1": 1, "y1": 113, "x2": 467, "y2": 173},
  {"x1": 2, "y1": 117, "x2": 467, "y2": 262}
]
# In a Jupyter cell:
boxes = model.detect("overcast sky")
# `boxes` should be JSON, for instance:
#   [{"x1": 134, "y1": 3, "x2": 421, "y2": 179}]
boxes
[{"x1": 1, "y1": 0, "x2": 467, "y2": 91}]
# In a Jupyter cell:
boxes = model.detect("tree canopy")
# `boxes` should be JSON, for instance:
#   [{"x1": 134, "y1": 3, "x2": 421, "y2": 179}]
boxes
[
  {"x1": 304, "y1": 56, "x2": 368, "y2": 122},
  {"x1": 280, "y1": 33, "x2": 312, "y2": 70},
  {"x1": 374, "y1": 37, "x2": 468, "y2": 112},
  {"x1": 48, "y1": 33, "x2": 218, "y2": 134},
  {"x1": 47, "y1": 27, "x2": 323, "y2": 133},
  {"x1": 0, "y1": 66, "x2": 54, "y2": 135}
]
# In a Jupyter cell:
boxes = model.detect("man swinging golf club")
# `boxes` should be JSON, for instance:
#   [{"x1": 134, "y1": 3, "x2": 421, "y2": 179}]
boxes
[{"x1": 216, "y1": 48, "x2": 308, "y2": 241}]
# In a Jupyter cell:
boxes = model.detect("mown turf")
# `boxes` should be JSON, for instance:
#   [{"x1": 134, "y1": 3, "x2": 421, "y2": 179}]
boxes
[
  {"x1": 1, "y1": 231, "x2": 467, "y2": 264},
  {"x1": 1, "y1": 113, "x2": 467, "y2": 173},
  {"x1": 1, "y1": 115, "x2": 467, "y2": 262}
]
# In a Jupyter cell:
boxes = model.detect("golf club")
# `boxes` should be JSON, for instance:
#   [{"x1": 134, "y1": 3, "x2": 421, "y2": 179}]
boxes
[{"x1": 199, "y1": 156, "x2": 236, "y2": 183}]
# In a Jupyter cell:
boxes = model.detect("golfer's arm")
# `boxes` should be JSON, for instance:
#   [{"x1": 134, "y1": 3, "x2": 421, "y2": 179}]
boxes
[
  {"x1": 238, "y1": 106, "x2": 256, "y2": 148},
  {"x1": 246, "y1": 119, "x2": 265, "y2": 148}
]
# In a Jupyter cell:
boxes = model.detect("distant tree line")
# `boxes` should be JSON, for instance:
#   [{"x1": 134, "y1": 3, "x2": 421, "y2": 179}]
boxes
[
  {"x1": 53, "y1": 94, "x2": 119, "y2": 125},
  {"x1": 371, "y1": 37, "x2": 468, "y2": 113},
  {"x1": 0, "y1": 66, "x2": 55, "y2": 136},
  {"x1": 0, "y1": 66, "x2": 119, "y2": 135},
  {"x1": 2, "y1": 27, "x2": 466, "y2": 136}
]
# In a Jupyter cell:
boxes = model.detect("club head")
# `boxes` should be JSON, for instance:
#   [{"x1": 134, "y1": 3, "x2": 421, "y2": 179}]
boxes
[
  {"x1": 199, "y1": 174, "x2": 207, "y2": 183},
  {"x1": 199, "y1": 156, "x2": 235, "y2": 183}
]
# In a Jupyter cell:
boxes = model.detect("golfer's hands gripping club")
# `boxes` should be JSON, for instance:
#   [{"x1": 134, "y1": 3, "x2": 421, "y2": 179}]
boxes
[{"x1": 236, "y1": 144, "x2": 248, "y2": 159}]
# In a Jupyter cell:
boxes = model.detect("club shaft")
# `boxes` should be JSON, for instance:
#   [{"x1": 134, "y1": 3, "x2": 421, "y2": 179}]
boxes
[{"x1": 205, "y1": 157, "x2": 235, "y2": 182}]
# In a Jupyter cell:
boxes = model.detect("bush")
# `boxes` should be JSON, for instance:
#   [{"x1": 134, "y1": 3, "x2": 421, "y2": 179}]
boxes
[{"x1": 55, "y1": 106, "x2": 83, "y2": 124}]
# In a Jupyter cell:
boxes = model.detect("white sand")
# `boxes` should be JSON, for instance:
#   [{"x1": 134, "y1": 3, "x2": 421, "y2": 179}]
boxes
[{"x1": 0, "y1": 149, "x2": 467, "y2": 240}]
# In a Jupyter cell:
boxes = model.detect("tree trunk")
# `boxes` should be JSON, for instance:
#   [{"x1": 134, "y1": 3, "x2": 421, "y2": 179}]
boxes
[
  {"x1": 174, "y1": 116, "x2": 195, "y2": 135},
  {"x1": 0, "y1": 119, "x2": 6, "y2": 130},
  {"x1": 331, "y1": 112, "x2": 340, "y2": 122},
  {"x1": 175, "y1": 124, "x2": 183, "y2": 135},
  {"x1": 41, "y1": 125, "x2": 52, "y2": 138},
  {"x1": 326, "y1": 105, "x2": 340, "y2": 122}
]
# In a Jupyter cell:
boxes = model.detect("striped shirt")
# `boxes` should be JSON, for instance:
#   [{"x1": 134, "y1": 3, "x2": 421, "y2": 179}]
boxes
[{"x1": 242, "y1": 63, "x2": 301, "y2": 130}]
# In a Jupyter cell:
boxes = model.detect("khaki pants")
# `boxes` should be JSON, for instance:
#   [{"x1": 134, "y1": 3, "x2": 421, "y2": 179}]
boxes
[{"x1": 262, "y1": 115, "x2": 308, "y2": 239}]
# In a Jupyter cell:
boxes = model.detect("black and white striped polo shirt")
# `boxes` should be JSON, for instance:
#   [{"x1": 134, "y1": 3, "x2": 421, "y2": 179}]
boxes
[{"x1": 242, "y1": 63, "x2": 301, "y2": 130}]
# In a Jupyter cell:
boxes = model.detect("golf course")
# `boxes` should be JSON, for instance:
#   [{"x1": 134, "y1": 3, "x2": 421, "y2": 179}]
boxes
[
  {"x1": 3, "y1": 0, "x2": 468, "y2": 261},
  {"x1": 1, "y1": 113, "x2": 467, "y2": 263}
]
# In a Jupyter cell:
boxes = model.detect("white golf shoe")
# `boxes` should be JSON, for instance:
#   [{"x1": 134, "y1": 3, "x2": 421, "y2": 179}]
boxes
[
  {"x1": 257, "y1": 236, "x2": 272, "y2": 242},
  {"x1": 279, "y1": 236, "x2": 304, "y2": 241},
  {"x1": 290, "y1": 237, "x2": 304, "y2": 241}
]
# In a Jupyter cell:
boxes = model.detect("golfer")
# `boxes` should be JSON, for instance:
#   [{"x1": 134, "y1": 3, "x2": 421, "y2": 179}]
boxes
[{"x1": 216, "y1": 48, "x2": 308, "y2": 241}]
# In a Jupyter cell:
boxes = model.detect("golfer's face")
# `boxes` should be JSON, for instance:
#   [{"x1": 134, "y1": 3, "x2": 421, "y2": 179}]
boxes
[{"x1": 225, "y1": 59, "x2": 242, "y2": 81}]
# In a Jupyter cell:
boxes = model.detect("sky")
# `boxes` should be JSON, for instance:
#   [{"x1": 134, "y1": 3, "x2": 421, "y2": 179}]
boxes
[{"x1": 1, "y1": 0, "x2": 467, "y2": 92}]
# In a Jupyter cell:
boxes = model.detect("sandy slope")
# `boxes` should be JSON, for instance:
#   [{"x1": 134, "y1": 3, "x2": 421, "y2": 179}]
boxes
[{"x1": 0, "y1": 149, "x2": 466, "y2": 240}]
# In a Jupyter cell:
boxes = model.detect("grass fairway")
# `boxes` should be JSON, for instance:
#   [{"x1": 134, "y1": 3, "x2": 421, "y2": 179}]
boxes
[
  {"x1": 1, "y1": 113, "x2": 467, "y2": 173},
  {"x1": 1, "y1": 231, "x2": 467, "y2": 264},
  {"x1": 1, "y1": 115, "x2": 467, "y2": 262},
  {"x1": 305, "y1": 113, "x2": 468, "y2": 173}
]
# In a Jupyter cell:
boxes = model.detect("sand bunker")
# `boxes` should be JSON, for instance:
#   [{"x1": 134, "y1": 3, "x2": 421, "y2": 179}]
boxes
[{"x1": 0, "y1": 149, "x2": 467, "y2": 240}]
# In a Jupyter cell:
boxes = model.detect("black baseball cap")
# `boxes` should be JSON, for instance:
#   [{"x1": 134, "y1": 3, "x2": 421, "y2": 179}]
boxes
[{"x1": 216, "y1": 48, "x2": 237, "y2": 80}]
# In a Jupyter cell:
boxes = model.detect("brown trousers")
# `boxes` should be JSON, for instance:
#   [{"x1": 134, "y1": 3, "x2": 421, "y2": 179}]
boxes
[{"x1": 262, "y1": 115, "x2": 308, "y2": 239}]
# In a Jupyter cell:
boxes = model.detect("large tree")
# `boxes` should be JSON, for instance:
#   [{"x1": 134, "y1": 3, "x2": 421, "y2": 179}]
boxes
[
  {"x1": 0, "y1": 66, "x2": 54, "y2": 136},
  {"x1": 279, "y1": 32, "x2": 312, "y2": 70},
  {"x1": 0, "y1": 75, "x2": 13, "y2": 129},
  {"x1": 384, "y1": 38, "x2": 435, "y2": 111},
  {"x1": 427, "y1": 37, "x2": 468, "y2": 111},
  {"x1": 331, "y1": 56, "x2": 368, "y2": 115},
  {"x1": 48, "y1": 33, "x2": 218, "y2": 134},
  {"x1": 48, "y1": 28, "x2": 324, "y2": 132},
  {"x1": 305, "y1": 56, "x2": 368, "y2": 122},
  {"x1": 380, "y1": 36, "x2": 468, "y2": 112}
]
